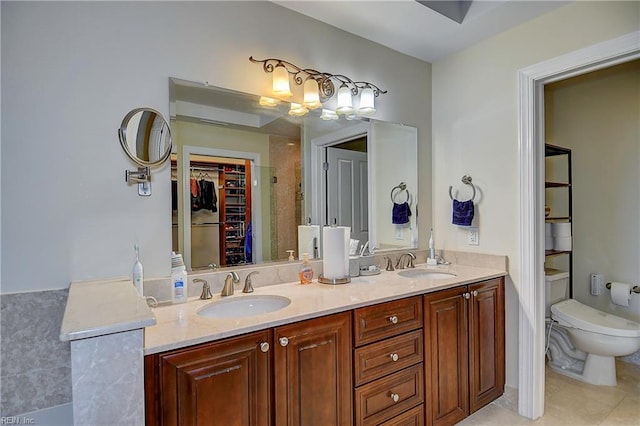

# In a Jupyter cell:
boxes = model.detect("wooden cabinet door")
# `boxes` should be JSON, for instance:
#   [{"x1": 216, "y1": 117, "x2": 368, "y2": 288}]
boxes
[
  {"x1": 468, "y1": 278, "x2": 505, "y2": 413},
  {"x1": 274, "y1": 311, "x2": 353, "y2": 426},
  {"x1": 155, "y1": 329, "x2": 272, "y2": 426},
  {"x1": 423, "y1": 287, "x2": 469, "y2": 426}
]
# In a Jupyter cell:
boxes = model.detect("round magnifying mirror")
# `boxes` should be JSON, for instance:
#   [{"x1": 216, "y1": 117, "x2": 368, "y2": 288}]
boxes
[{"x1": 119, "y1": 108, "x2": 172, "y2": 167}]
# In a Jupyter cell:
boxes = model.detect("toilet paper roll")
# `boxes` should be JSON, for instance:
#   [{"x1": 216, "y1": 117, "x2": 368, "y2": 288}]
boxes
[
  {"x1": 610, "y1": 282, "x2": 632, "y2": 307},
  {"x1": 322, "y1": 226, "x2": 350, "y2": 279},
  {"x1": 545, "y1": 223, "x2": 553, "y2": 236},
  {"x1": 545, "y1": 236, "x2": 553, "y2": 250},
  {"x1": 553, "y1": 236, "x2": 572, "y2": 251},
  {"x1": 298, "y1": 225, "x2": 320, "y2": 259},
  {"x1": 552, "y1": 222, "x2": 572, "y2": 237}
]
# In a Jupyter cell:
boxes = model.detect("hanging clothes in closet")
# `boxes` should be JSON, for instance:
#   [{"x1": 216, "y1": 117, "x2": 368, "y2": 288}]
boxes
[{"x1": 190, "y1": 173, "x2": 218, "y2": 213}]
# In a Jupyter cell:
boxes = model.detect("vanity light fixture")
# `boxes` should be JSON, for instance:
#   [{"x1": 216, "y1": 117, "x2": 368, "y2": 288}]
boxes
[
  {"x1": 249, "y1": 56, "x2": 386, "y2": 117},
  {"x1": 259, "y1": 96, "x2": 280, "y2": 107}
]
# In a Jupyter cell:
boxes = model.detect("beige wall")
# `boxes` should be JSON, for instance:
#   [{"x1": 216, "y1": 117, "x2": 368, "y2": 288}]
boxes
[
  {"x1": 2, "y1": 1, "x2": 431, "y2": 293},
  {"x1": 545, "y1": 60, "x2": 640, "y2": 321},
  {"x1": 432, "y1": 1, "x2": 640, "y2": 387}
]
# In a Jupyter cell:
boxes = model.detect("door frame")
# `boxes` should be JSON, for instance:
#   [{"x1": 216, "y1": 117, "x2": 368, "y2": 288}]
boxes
[
  {"x1": 180, "y1": 145, "x2": 263, "y2": 270},
  {"x1": 517, "y1": 31, "x2": 639, "y2": 419}
]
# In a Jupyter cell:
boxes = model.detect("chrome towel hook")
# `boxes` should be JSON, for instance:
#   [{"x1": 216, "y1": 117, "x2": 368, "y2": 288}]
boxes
[{"x1": 449, "y1": 175, "x2": 476, "y2": 201}]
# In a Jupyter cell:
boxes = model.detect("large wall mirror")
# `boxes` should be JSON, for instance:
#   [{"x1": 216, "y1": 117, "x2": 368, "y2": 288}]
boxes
[{"x1": 169, "y1": 77, "x2": 418, "y2": 271}]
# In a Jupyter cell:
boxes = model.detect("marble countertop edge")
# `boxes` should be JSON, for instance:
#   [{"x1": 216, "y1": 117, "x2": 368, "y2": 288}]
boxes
[
  {"x1": 144, "y1": 264, "x2": 507, "y2": 355},
  {"x1": 60, "y1": 277, "x2": 156, "y2": 342}
]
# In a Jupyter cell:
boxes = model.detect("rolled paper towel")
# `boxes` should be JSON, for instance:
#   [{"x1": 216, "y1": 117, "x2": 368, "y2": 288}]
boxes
[
  {"x1": 610, "y1": 282, "x2": 632, "y2": 307},
  {"x1": 298, "y1": 225, "x2": 320, "y2": 259},
  {"x1": 322, "y1": 226, "x2": 350, "y2": 279}
]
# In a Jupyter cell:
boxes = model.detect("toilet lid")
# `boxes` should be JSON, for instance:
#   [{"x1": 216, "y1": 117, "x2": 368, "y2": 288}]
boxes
[{"x1": 551, "y1": 299, "x2": 640, "y2": 338}]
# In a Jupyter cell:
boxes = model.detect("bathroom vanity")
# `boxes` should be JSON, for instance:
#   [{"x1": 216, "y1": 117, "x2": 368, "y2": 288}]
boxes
[{"x1": 142, "y1": 261, "x2": 506, "y2": 426}]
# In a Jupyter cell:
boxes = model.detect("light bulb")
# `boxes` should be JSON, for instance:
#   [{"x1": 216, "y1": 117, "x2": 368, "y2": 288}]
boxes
[
  {"x1": 303, "y1": 78, "x2": 322, "y2": 110},
  {"x1": 336, "y1": 83, "x2": 354, "y2": 115},
  {"x1": 320, "y1": 109, "x2": 339, "y2": 120},
  {"x1": 357, "y1": 87, "x2": 376, "y2": 115},
  {"x1": 288, "y1": 103, "x2": 309, "y2": 117},
  {"x1": 272, "y1": 64, "x2": 292, "y2": 97}
]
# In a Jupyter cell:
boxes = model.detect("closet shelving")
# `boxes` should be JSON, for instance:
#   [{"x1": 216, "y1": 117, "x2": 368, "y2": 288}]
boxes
[
  {"x1": 219, "y1": 162, "x2": 252, "y2": 266},
  {"x1": 544, "y1": 143, "x2": 573, "y2": 296}
]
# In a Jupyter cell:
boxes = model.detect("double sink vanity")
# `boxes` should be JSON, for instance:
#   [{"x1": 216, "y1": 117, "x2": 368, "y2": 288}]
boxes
[{"x1": 61, "y1": 250, "x2": 507, "y2": 426}]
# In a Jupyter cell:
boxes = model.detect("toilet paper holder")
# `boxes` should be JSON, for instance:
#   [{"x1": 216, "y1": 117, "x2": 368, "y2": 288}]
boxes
[{"x1": 605, "y1": 282, "x2": 640, "y2": 294}]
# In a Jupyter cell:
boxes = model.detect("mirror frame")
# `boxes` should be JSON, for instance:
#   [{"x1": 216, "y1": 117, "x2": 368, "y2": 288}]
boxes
[{"x1": 119, "y1": 107, "x2": 173, "y2": 167}]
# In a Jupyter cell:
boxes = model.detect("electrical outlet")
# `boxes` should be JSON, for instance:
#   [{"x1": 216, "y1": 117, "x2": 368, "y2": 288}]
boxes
[{"x1": 468, "y1": 227, "x2": 479, "y2": 245}]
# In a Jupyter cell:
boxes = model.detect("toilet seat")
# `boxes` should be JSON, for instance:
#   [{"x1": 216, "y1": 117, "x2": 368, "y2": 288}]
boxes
[{"x1": 551, "y1": 299, "x2": 640, "y2": 338}]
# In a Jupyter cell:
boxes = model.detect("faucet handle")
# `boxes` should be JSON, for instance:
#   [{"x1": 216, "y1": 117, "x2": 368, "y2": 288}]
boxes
[
  {"x1": 384, "y1": 256, "x2": 395, "y2": 271},
  {"x1": 243, "y1": 271, "x2": 259, "y2": 293},
  {"x1": 194, "y1": 278, "x2": 212, "y2": 300}
]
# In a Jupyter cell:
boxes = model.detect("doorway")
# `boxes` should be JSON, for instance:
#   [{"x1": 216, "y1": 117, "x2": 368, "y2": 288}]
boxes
[{"x1": 517, "y1": 32, "x2": 639, "y2": 419}]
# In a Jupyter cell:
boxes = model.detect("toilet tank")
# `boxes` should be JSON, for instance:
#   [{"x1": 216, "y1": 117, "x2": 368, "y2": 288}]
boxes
[{"x1": 545, "y1": 268, "x2": 570, "y2": 317}]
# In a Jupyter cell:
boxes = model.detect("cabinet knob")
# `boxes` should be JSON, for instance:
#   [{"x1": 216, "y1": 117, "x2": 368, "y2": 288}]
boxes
[
  {"x1": 260, "y1": 342, "x2": 270, "y2": 353},
  {"x1": 279, "y1": 337, "x2": 289, "y2": 347},
  {"x1": 463, "y1": 292, "x2": 470, "y2": 300},
  {"x1": 389, "y1": 315, "x2": 399, "y2": 324},
  {"x1": 390, "y1": 392, "x2": 400, "y2": 403},
  {"x1": 389, "y1": 353, "x2": 399, "y2": 362},
  {"x1": 472, "y1": 290, "x2": 478, "y2": 297}
]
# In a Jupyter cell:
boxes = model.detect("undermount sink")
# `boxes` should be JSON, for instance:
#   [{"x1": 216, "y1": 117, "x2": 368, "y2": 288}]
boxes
[
  {"x1": 197, "y1": 295, "x2": 291, "y2": 319},
  {"x1": 397, "y1": 269, "x2": 457, "y2": 280}
]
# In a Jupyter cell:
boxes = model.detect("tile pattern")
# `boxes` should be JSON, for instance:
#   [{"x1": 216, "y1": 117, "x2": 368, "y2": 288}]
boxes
[
  {"x1": 459, "y1": 360, "x2": 640, "y2": 425},
  {"x1": 0, "y1": 290, "x2": 71, "y2": 416},
  {"x1": 71, "y1": 329, "x2": 145, "y2": 425}
]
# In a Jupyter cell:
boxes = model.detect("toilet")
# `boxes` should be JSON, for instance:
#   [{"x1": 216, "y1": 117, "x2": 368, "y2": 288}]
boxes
[{"x1": 545, "y1": 268, "x2": 640, "y2": 386}]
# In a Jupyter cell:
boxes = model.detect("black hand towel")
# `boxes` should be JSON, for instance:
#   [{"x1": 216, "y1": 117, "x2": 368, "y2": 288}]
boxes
[{"x1": 452, "y1": 199, "x2": 474, "y2": 226}]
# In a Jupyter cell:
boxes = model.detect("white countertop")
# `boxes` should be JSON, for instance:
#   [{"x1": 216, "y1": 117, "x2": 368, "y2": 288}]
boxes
[
  {"x1": 144, "y1": 263, "x2": 506, "y2": 355},
  {"x1": 60, "y1": 277, "x2": 156, "y2": 342}
]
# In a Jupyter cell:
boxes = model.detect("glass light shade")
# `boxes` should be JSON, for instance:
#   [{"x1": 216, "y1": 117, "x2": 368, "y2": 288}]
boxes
[
  {"x1": 303, "y1": 78, "x2": 322, "y2": 110},
  {"x1": 272, "y1": 64, "x2": 292, "y2": 97},
  {"x1": 259, "y1": 96, "x2": 280, "y2": 107},
  {"x1": 336, "y1": 84, "x2": 354, "y2": 115},
  {"x1": 357, "y1": 87, "x2": 376, "y2": 115},
  {"x1": 288, "y1": 103, "x2": 309, "y2": 117},
  {"x1": 320, "y1": 109, "x2": 339, "y2": 120}
]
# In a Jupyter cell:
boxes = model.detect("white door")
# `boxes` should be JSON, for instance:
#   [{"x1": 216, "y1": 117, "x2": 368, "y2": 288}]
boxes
[{"x1": 326, "y1": 147, "x2": 368, "y2": 243}]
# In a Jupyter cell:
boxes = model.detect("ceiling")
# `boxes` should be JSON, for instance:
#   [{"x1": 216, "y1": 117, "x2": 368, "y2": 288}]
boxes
[{"x1": 272, "y1": 0, "x2": 569, "y2": 62}]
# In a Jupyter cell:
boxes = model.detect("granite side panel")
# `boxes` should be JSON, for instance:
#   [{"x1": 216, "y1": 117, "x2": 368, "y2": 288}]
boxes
[
  {"x1": 0, "y1": 290, "x2": 72, "y2": 416},
  {"x1": 71, "y1": 329, "x2": 144, "y2": 426}
]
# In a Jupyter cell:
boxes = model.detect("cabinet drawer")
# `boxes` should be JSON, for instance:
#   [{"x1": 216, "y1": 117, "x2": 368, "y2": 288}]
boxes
[
  {"x1": 379, "y1": 404, "x2": 424, "y2": 426},
  {"x1": 354, "y1": 296, "x2": 423, "y2": 346},
  {"x1": 354, "y1": 330, "x2": 423, "y2": 386},
  {"x1": 355, "y1": 364, "x2": 424, "y2": 426}
]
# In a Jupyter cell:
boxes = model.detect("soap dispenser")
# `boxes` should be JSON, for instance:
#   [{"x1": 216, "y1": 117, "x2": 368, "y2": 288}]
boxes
[{"x1": 298, "y1": 253, "x2": 313, "y2": 284}]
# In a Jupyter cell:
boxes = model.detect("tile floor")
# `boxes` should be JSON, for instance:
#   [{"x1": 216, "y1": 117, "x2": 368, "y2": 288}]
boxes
[{"x1": 460, "y1": 360, "x2": 640, "y2": 425}]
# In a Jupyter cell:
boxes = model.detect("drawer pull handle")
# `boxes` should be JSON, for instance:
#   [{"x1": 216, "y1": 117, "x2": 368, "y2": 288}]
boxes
[
  {"x1": 463, "y1": 292, "x2": 470, "y2": 300},
  {"x1": 390, "y1": 392, "x2": 400, "y2": 403},
  {"x1": 279, "y1": 337, "x2": 289, "y2": 347},
  {"x1": 389, "y1": 315, "x2": 399, "y2": 324},
  {"x1": 389, "y1": 353, "x2": 399, "y2": 362},
  {"x1": 260, "y1": 342, "x2": 270, "y2": 352},
  {"x1": 472, "y1": 290, "x2": 478, "y2": 297}
]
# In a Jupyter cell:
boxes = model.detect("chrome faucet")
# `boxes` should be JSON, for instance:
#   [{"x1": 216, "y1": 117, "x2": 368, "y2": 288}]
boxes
[
  {"x1": 395, "y1": 252, "x2": 416, "y2": 269},
  {"x1": 194, "y1": 278, "x2": 212, "y2": 300},
  {"x1": 243, "y1": 271, "x2": 259, "y2": 293},
  {"x1": 221, "y1": 272, "x2": 240, "y2": 297}
]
